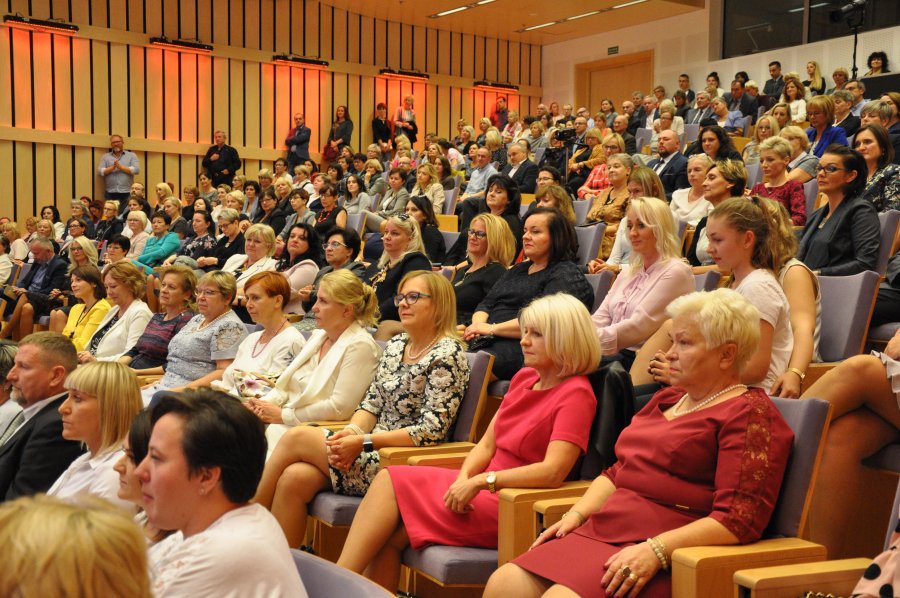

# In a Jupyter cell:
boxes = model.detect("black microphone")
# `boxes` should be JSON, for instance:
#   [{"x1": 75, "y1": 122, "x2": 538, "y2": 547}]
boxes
[{"x1": 830, "y1": 0, "x2": 866, "y2": 23}]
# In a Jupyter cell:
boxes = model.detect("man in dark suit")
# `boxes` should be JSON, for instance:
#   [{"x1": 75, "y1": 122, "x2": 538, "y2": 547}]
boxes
[
  {"x1": 622, "y1": 100, "x2": 641, "y2": 136},
  {"x1": 612, "y1": 115, "x2": 637, "y2": 155},
  {"x1": 0, "y1": 332, "x2": 83, "y2": 500},
  {"x1": 1, "y1": 238, "x2": 68, "y2": 338},
  {"x1": 722, "y1": 79, "x2": 759, "y2": 120},
  {"x1": 685, "y1": 91, "x2": 714, "y2": 125},
  {"x1": 501, "y1": 143, "x2": 538, "y2": 194},
  {"x1": 284, "y1": 113, "x2": 311, "y2": 174},
  {"x1": 647, "y1": 130, "x2": 689, "y2": 200},
  {"x1": 202, "y1": 130, "x2": 242, "y2": 187},
  {"x1": 763, "y1": 61, "x2": 785, "y2": 99}
]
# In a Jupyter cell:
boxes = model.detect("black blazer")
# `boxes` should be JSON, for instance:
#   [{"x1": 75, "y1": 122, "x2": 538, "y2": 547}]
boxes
[
  {"x1": 365, "y1": 252, "x2": 433, "y2": 321},
  {"x1": 648, "y1": 153, "x2": 690, "y2": 200},
  {"x1": 620, "y1": 132, "x2": 637, "y2": 155},
  {"x1": 202, "y1": 144, "x2": 242, "y2": 186},
  {"x1": 0, "y1": 394, "x2": 85, "y2": 500},
  {"x1": 722, "y1": 93, "x2": 759, "y2": 120},
  {"x1": 18, "y1": 256, "x2": 68, "y2": 294},
  {"x1": 798, "y1": 196, "x2": 881, "y2": 276},
  {"x1": 501, "y1": 159, "x2": 539, "y2": 194}
]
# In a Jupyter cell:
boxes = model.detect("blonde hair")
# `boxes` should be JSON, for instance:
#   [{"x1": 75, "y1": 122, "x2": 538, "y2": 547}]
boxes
[
  {"x1": 125, "y1": 209, "x2": 148, "y2": 228},
  {"x1": 470, "y1": 213, "x2": 516, "y2": 266},
  {"x1": 0, "y1": 495, "x2": 151, "y2": 598},
  {"x1": 364, "y1": 159, "x2": 384, "y2": 173},
  {"x1": 807, "y1": 94, "x2": 835, "y2": 121},
  {"x1": 64, "y1": 362, "x2": 142, "y2": 454},
  {"x1": 155, "y1": 182, "x2": 173, "y2": 197},
  {"x1": 379, "y1": 215, "x2": 426, "y2": 268},
  {"x1": 628, "y1": 166, "x2": 666, "y2": 201},
  {"x1": 163, "y1": 197, "x2": 182, "y2": 215},
  {"x1": 806, "y1": 61, "x2": 823, "y2": 92},
  {"x1": 394, "y1": 135, "x2": 412, "y2": 152},
  {"x1": 244, "y1": 223, "x2": 277, "y2": 257},
  {"x1": 759, "y1": 136, "x2": 793, "y2": 159},
  {"x1": 318, "y1": 269, "x2": 380, "y2": 327},
  {"x1": 484, "y1": 129, "x2": 502, "y2": 150},
  {"x1": 257, "y1": 168, "x2": 273, "y2": 180},
  {"x1": 398, "y1": 271, "x2": 461, "y2": 341},
  {"x1": 226, "y1": 190, "x2": 246, "y2": 210},
  {"x1": 666, "y1": 288, "x2": 761, "y2": 371},
  {"x1": 709, "y1": 196, "x2": 780, "y2": 272},
  {"x1": 687, "y1": 153, "x2": 714, "y2": 170},
  {"x1": 1, "y1": 221, "x2": 21, "y2": 239},
  {"x1": 157, "y1": 264, "x2": 198, "y2": 310},
  {"x1": 714, "y1": 159, "x2": 749, "y2": 195},
  {"x1": 753, "y1": 115, "x2": 781, "y2": 142},
  {"x1": 626, "y1": 197, "x2": 682, "y2": 271},
  {"x1": 770, "y1": 102, "x2": 794, "y2": 126},
  {"x1": 519, "y1": 293, "x2": 601, "y2": 377},
  {"x1": 602, "y1": 133, "x2": 625, "y2": 154},
  {"x1": 416, "y1": 162, "x2": 438, "y2": 186},
  {"x1": 585, "y1": 127, "x2": 604, "y2": 142},
  {"x1": 756, "y1": 195, "x2": 799, "y2": 269},
  {"x1": 198, "y1": 270, "x2": 238, "y2": 303},
  {"x1": 67, "y1": 236, "x2": 99, "y2": 274},
  {"x1": 535, "y1": 185, "x2": 576, "y2": 223},
  {"x1": 780, "y1": 125, "x2": 810, "y2": 151}
]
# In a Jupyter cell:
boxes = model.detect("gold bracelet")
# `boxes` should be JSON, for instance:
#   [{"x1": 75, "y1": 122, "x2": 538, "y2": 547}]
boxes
[
  {"x1": 563, "y1": 510, "x2": 585, "y2": 526},
  {"x1": 787, "y1": 367, "x2": 806, "y2": 381}
]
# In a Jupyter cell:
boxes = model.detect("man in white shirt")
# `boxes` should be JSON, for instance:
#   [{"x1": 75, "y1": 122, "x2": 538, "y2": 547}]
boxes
[{"x1": 0, "y1": 332, "x2": 83, "y2": 500}]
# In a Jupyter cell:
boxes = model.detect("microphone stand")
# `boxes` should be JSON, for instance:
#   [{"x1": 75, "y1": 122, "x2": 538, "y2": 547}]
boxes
[{"x1": 847, "y1": 7, "x2": 865, "y2": 80}]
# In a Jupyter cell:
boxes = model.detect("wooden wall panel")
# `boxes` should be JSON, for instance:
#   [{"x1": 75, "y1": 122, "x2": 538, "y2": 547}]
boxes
[{"x1": 0, "y1": 1, "x2": 542, "y2": 220}]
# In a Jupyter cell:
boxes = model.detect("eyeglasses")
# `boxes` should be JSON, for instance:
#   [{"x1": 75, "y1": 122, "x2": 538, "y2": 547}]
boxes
[
  {"x1": 602, "y1": 145, "x2": 621, "y2": 153},
  {"x1": 69, "y1": 224, "x2": 83, "y2": 229},
  {"x1": 195, "y1": 288, "x2": 222, "y2": 297},
  {"x1": 816, "y1": 165, "x2": 847, "y2": 174},
  {"x1": 466, "y1": 229, "x2": 487, "y2": 239},
  {"x1": 322, "y1": 241, "x2": 348, "y2": 250},
  {"x1": 393, "y1": 291, "x2": 432, "y2": 306}
]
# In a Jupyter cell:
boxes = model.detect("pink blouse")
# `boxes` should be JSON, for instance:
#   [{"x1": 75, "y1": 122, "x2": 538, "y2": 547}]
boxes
[{"x1": 591, "y1": 258, "x2": 694, "y2": 354}]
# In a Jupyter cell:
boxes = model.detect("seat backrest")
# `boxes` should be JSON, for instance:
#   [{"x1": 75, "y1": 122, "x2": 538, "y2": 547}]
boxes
[
  {"x1": 803, "y1": 180, "x2": 818, "y2": 219},
  {"x1": 451, "y1": 351, "x2": 494, "y2": 443},
  {"x1": 442, "y1": 188, "x2": 457, "y2": 215},
  {"x1": 586, "y1": 270, "x2": 616, "y2": 312},
  {"x1": 635, "y1": 128, "x2": 652, "y2": 151},
  {"x1": 440, "y1": 231, "x2": 460, "y2": 252},
  {"x1": 345, "y1": 212, "x2": 366, "y2": 237},
  {"x1": 764, "y1": 397, "x2": 831, "y2": 538},
  {"x1": 886, "y1": 479, "x2": 900, "y2": 549},
  {"x1": 683, "y1": 124, "x2": 700, "y2": 143},
  {"x1": 876, "y1": 210, "x2": 900, "y2": 275},
  {"x1": 575, "y1": 222, "x2": 606, "y2": 266},
  {"x1": 291, "y1": 549, "x2": 392, "y2": 597},
  {"x1": 4, "y1": 263, "x2": 20, "y2": 285},
  {"x1": 573, "y1": 199, "x2": 591, "y2": 225},
  {"x1": 676, "y1": 218, "x2": 688, "y2": 244},
  {"x1": 533, "y1": 147, "x2": 545, "y2": 164},
  {"x1": 17, "y1": 262, "x2": 32, "y2": 283},
  {"x1": 694, "y1": 271, "x2": 721, "y2": 292},
  {"x1": 817, "y1": 270, "x2": 880, "y2": 362},
  {"x1": 745, "y1": 162, "x2": 762, "y2": 188},
  {"x1": 519, "y1": 203, "x2": 530, "y2": 219}
]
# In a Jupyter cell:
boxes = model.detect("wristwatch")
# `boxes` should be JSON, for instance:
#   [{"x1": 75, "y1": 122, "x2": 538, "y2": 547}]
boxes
[
  {"x1": 486, "y1": 471, "x2": 497, "y2": 493},
  {"x1": 362, "y1": 434, "x2": 375, "y2": 453}
]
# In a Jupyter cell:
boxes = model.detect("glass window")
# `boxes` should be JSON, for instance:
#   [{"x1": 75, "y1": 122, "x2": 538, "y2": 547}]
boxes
[
  {"x1": 723, "y1": 0, "x2": 804, "y2": 59},
  {"x1": 808, "y1": 0, "x2": 900, "y2": 44}
]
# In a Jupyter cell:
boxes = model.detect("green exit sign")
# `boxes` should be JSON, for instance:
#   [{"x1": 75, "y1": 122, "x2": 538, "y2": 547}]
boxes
[{"x1": 608, "y1": 46, "x2": 619, "y2": 55}]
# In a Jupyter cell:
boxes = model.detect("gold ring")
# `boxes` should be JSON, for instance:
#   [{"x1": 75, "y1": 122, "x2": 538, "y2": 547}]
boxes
[
  {"x1": 628, "y1": 573, "x2": 639, "y2": 582},
  {"x1": 620, "y1": 565, "x2": 632, "y2": 578}
]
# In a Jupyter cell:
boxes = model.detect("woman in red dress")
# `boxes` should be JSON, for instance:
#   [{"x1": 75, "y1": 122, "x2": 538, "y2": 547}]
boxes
[
  {"x1": 336, "y1": 292, "x2": 602, "y2": 590},
  {"x1": 486, "y1": 288, "x2": 795, "y2": 598}
]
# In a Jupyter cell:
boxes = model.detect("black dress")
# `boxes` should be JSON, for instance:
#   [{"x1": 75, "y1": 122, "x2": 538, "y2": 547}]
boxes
[
  {"x1": 314, "y1": 206, "x2": 347, "y2": 237},
  {"x1": 452, "y1": 262, "x2": 506, "y2": 326},
  {"x1": 208, "y1": 233, "x2": 245, "y2": 271},
  {"x1": 473, "y1": 260, "x2": 594, "y2": 379},
  {"x1": 364, "y1": 252, "x2": 432, "y2": 321}
]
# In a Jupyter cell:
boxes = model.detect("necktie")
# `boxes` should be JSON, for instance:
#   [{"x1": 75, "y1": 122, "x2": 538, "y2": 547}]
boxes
[{"x1": 0, "y1": 411, "x2": 24, "y2": 446}]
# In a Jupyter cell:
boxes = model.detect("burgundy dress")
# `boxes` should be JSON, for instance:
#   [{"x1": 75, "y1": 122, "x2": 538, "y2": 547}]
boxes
[
  {"x1": 389, "y1": 368, "x2": 596, "y2": 550},
  {"x1": 513, "y1": 387, "x2": 794, "y2": 598},
  {"x1": 751, "y1": 181, "x2": 807, "y2": 226}
]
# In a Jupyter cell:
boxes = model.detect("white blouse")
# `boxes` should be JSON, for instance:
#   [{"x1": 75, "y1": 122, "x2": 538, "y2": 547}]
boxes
[
  {"x1": 211, "y1": 326, "x2": 305, "y2": 399},
  {"x1": 148, "y1": 504, "x2": 307, "y2": 598},
  {"x1": 47, "y1": 448, "x2": 134, "y2": 512}
]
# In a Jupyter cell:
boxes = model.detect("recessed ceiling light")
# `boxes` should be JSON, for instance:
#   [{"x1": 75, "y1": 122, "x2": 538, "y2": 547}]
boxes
[
  {"x1": 567, "y1": 11, "x2": 601, "y2": 21},
  {"x1": 523, "y1": 21, "x2": 557, "y2": 31}
]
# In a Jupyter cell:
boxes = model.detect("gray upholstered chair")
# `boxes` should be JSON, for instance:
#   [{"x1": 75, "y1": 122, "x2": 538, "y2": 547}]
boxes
[
  {"x1": 876, "y1": 210, "x2": 900, "y2": 276},
  {"x1": 572, "y1": 199, "x2": 590, "y2": 225},
  {"x1": 694, "y1": 270, "x2": 721, "y2": 292},
  {"x1": 291, "y1": 549, "x2": 391, "y2": 597},
  {"x1": 575, "y1": 222, "x2": 606, "y2": 267},
  {"x1": 586, "y1": 270, "x2": 616, "y2": 313}
]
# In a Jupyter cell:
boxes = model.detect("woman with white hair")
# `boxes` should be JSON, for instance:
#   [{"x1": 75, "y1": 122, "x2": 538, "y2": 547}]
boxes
[
  {"x1": 486, "y1": 288, "x2": 794, "y2": 598},
  {"x1": 338, "y1": 293, "x2": 601, "y2": 590}
]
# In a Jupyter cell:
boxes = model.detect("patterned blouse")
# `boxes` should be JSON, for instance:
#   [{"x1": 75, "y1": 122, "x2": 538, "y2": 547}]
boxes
[
  {"x1": 159, "y1": 312, "x2": 248, "y2": 389},
  {"x1": 862, "y1": 164, "x2": 900, "y2": 212},
  {"x1": 177, "y1": 233, "x2": 216, "y2": 259},
  {"x1": 326, "y1": 335, "x2": 470, "y2": 496}
]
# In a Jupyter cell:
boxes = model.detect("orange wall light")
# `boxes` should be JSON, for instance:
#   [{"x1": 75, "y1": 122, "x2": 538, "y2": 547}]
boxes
[{"x1": 2, "y1": 14, "x2": 78, "y2": 36}]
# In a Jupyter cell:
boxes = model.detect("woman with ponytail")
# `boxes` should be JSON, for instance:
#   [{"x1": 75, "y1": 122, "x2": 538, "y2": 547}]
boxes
[
  {"x1": 647, "y1": 196, "x2": 794, "y2": 392},
  {"x1": 245, "y1": 269, "x2": 383, "y2": 452}
]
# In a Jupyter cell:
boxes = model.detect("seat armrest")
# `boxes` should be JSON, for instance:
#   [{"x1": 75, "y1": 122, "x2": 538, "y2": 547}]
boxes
[
  {"x1": 671, "y1": 538, "x2": 827, "y2": 598},
  {"x1": 303, "y1": 420, "x2": 350, "y2": 432},
  {"x1": 801, "y1": 363, "x2": 834, "y2": 393},
  {"x1": 733, "y1": 558, "x2": 871, "y2": 597},
  {"x1": 534, "y1": 497, "x2": 582, "y2": 528},
  {"x1": 406, "y1": 452, "x2": 471, "y2": 468},
  {"x1": 497, "y1": 481, "x2": 591, "y2": 566},
  {"x1": 379, "y1": 442, "x2": 475, "y2": 467}
]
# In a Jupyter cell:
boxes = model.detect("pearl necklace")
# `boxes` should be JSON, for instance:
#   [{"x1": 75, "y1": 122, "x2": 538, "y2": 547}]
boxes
[
  {"x1": 407, "y1": 333, "x2": 442, "y2": 361},
  {"x1": 251, "y1": 319, "x2": 289, "y2": 358},
  {"x1": 671, "y1": 384, "x2": 746, "y2": 418},
  {"x1": 197, "y1": 310, "x2": 230, "y2": 331}
]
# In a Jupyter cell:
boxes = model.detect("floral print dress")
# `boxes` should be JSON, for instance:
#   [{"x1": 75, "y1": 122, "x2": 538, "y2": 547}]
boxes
[{"x1": 325, "y1": 334, "x2": 470, "y2": 496}]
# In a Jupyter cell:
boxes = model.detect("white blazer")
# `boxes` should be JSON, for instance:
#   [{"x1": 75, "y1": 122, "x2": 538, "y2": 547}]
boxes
[
  {"x1": 87, "y1": 300, "x2": 153, "y2": 361},
  {"x1": 264, "y1": 323, "x2": 381, "y2": 450}
]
